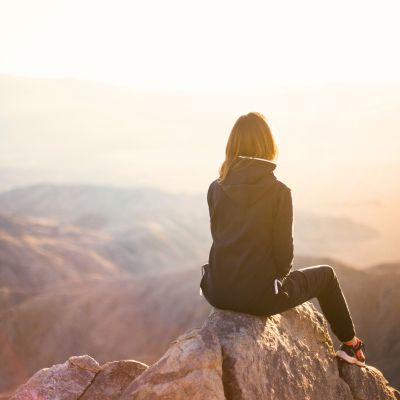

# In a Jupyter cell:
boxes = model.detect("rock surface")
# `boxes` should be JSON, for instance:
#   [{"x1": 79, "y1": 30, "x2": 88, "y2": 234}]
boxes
[
  {"x1": 10, "y1": 356, "x2": 147, "y2": 400},
  {"x1": 338, "y1": 361, "x2": 400, "y2": 400},
  {"x1": 9, "y1": 302, "x2": 400, "y2": 400},
  {"x1": 204, "y1": 303, "x2": 352, "y2": 400},
  {"x1": 10, "y1": 355, "x2": 101, "y2": 400},
  {"x1": 120, "y1": 326, "x2": 226, "y2": 400},
  {"x1": 80, "y1": 360, "x2": 148, "y2": 400}
]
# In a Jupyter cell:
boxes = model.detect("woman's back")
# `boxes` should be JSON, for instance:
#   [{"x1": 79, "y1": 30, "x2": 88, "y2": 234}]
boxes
[{"x1": 201, "y1": 155, "x2": 294, "y2": 314}]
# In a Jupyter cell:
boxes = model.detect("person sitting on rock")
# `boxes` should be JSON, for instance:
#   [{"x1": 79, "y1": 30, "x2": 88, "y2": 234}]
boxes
[{"x1": 199, "y1": 111, "x2": 366, "y2": 366}]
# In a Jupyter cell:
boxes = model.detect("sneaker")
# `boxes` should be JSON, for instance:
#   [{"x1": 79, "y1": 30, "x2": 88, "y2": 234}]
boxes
[{"x1": 335, "y1": 337, "x2": 366, "y2": 367}]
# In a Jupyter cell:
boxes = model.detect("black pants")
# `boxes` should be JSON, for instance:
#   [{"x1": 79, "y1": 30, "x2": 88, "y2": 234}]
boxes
[{"x1": 275, "y1": 264, "x2": 356, "y2": 342}]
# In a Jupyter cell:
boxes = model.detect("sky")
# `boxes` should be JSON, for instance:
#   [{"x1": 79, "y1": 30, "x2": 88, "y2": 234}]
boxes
[
  {"x1": 0, "y1": 0, "x2": 400, "y2": 266},
  {"x1": 1, "y1": 0, "x2": 400, "y2": 91}
]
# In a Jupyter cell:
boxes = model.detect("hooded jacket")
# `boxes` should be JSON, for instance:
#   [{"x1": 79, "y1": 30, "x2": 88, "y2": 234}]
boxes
[{"x1": 200, "y1": 155, "x2": 294, "y2": 315}]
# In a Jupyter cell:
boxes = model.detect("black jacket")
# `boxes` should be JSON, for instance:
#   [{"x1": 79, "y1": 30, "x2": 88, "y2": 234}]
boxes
[{"x1": 199, "y1": 156, "x2": 294, "y2": 315}]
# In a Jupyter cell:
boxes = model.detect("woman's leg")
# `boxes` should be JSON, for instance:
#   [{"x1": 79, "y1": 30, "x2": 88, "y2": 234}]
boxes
[{"x1": 277, "y1": 264, "x2": 356, "y2": 342}]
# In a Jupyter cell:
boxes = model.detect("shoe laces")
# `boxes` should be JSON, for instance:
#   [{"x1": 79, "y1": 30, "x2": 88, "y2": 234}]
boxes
[{"x1": 352, "y1": 338, "x2": 366, "y2": 362}]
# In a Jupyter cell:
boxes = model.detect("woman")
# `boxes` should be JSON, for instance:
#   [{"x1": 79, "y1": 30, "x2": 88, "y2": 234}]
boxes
[{"x1": 199, "y1": 112, "x2": 366, "y2": 366}]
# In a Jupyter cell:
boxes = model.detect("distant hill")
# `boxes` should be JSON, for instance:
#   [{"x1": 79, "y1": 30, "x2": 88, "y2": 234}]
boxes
[
  {"x1": 0, "y1": 211, "x2": 124, "y2": 310},
  {"x1": 0, "y1": 269, "x2": 210, "y2": 395},
  {"x1": 0, "y1": 183, "x2": 378, "y2": 272},
  {"x1": 0, "y1": 184, "x2": 211, "y2": 276}
]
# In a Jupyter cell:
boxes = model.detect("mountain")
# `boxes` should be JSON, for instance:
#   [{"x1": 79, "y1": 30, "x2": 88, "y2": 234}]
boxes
[
  {"x1": 8, "y1": 303, "x2": 400, "y2": 400},
  {"x1": 0, "y1": 183, "x2": 379, "y2": 272},
  {"x1": 0, "y1": 211, "x2": 125, "y2": 311},
  {"x1": 0, "y1": 269, "x2": 210, "y2": 396},
  {"x1": 0, "y1": 184, "x2": 211, "y2": 275}
]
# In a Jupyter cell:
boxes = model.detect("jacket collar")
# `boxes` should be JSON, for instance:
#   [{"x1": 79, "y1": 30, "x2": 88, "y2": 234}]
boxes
[{"x1": 218, "y1": 155, "x2": 277, "y2": 207}]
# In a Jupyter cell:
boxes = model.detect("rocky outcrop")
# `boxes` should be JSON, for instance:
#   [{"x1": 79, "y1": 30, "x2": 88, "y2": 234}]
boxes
[
  {"x1": 338, "y1": 362, "x2": 400, "y2": 400},
  {"x1": 10, "y1": 356, "x2": 148, "y2": 400},
  {"x1": 9, "y1": 302, "x2": 399, "y2": 400},
  {"x1": 10, "y1": 355, "x2": 102, "y2": 400}
]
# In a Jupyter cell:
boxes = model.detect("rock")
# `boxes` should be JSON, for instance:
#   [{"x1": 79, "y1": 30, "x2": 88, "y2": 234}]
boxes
[
  {"x1": 69, "y1": 355, "x2": 102, "y2": 373},
  {"x1": 120, "y1": 327, "x2": 226, "y2": 400},
  {"x1": 9, "y1": 355, "x2": 148, "y2": 400},
  {"x1": 205, "y1": 303, "x2": 353, "y2": 400},
  {"x1": 9, "y1": 302, "x2": 399, "y2": 399},
  {"x1": 338, "y1": 360, "x2": 399, "y2": 400},
  {"x1": 10, "y1": 355, "x2": 101, "y2": 400},
  {"x1": 121, "y1": 302, "x2": 353, "y2": 400},
  {"x1": 80, "y1": 360, "x2": 148, "y2": 400}
]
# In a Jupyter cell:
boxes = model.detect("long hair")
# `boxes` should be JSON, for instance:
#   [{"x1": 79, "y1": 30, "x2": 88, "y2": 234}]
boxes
[{"x1": 218, "y1": 112, "x2": 278, "y2": 183}]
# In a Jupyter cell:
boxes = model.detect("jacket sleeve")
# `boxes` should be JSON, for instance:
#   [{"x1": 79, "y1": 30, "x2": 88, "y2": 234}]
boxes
[{"x1": 272, "y1": 186, "x2": 294, "y2": 279}]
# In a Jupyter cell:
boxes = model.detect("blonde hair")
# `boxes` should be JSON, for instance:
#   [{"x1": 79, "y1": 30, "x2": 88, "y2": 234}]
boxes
[{"x1": 218, "y1": 112, "x2": 278, "y2": 183}]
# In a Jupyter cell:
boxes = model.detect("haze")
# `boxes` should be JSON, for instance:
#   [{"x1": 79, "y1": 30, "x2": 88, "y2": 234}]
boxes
[{"x1": 0, "y1": 0, "x2": 399, "y2": 266}]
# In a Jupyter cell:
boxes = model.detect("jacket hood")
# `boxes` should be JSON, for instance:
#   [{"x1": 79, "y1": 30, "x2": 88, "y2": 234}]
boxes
[{"x1": 218, "y1": 156, "x2": 277, "y2": 207}]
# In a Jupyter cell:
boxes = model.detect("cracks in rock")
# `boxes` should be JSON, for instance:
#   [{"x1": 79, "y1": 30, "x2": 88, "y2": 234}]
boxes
[
  {"x1": 76, "y1": 368, "x2": 101, "y2": 400},
  {"x1": 221, "y1": 346, "x2": 231, "y2": 400},
  {"x1": 221, "y1": 345, "x2": 242, "y2": 400},
  {"x1": 335, "y1": 358, "x2": 357, "y2": 400}
]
